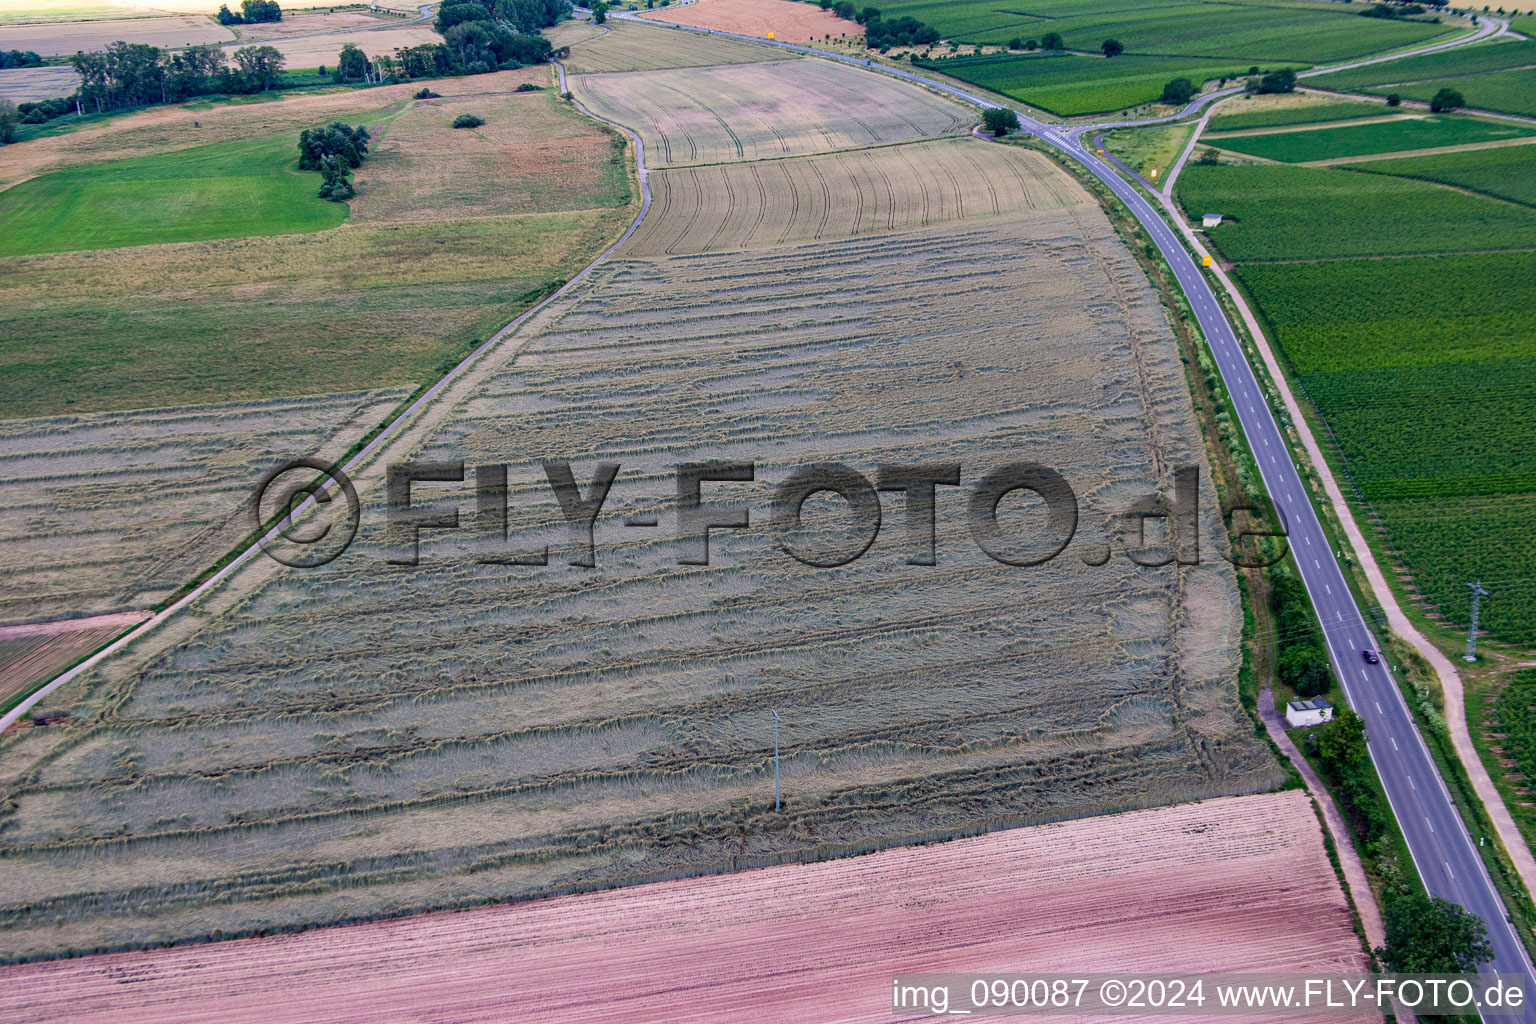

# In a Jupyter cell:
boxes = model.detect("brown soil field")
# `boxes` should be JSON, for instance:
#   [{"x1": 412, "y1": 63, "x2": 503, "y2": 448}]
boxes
[
  {"x1": 571, "y1": 57, "x2": 971, "y2": 166},
  {"x1": 0, "y1": 612, "x2": 149, "y2": 709},
  {"x1": 558, "y1": 17, "x2": 787, "y2": 73},
  {"x1": 0, "y1": 67, "x2": 79, "y2": 104},
  {"x1": 221, "y1": 24, "x2": 438, "y2": 67},
  {"x1": 3, "y1": 15, "x2": 233, "y2": 56},
  {"x1": 639, "y1": 0, "x2": 845, "y2": 45},
  {"x1": 224, "y1": 9, "x2": 396, "y2": 42},
  {"x1": 0, "y1": 792, "x2": 1364, "y2": 1023},
  {"x1": 628, "y1": 136, "x2": 1084, "y2": 255}
]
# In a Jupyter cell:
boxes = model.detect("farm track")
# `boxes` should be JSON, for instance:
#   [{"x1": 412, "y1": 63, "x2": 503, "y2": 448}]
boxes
[{"x1": 0, "y1": 38, "x2": 1270, "y2": 959}]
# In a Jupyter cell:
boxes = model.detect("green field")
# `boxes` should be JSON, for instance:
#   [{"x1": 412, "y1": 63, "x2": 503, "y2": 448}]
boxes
[
  {"x1": 918, "y1": 51, "x2": 1289, "y2": 115},
  {"x1": 1211, "y1": 115, "x2": 1536, "y2": 163},
  {"x1": 882, "y1": 0, "x2": 1452, "y2": 59},
  {"x1": 1495, "y1": 669, "x2": 1536, "y2": 791},
  {"x1": 1306, "y1": 37, "x2": 1536, "y2": 91},
  {"x1": 1352, "y1": 143, "x2": 1536, "y2": 208},
  {"x1": 0, "y1": 137, "x2": 346, "y2": 258},
  {"x1": 1206, "y1": 100, "x2": 1389, "y2": 133},
  {"x1": 1176, "y1": 162, "x2": 1536, "y2": 259},
  {"x1": 1358, "y1": 67, "x2": 1536, "y2": 119},
  {"x1": 1181, "y1": 150, "x2": 1536, "y2": 644}
]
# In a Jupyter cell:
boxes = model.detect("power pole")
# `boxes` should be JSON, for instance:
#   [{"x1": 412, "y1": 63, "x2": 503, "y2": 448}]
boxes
[
  {"x1": 1465, "y1": 581, "x2": 1488, "y2": 662},
  {"x1": 770, "y1": 708, "x2": 780, "y2": 812}
]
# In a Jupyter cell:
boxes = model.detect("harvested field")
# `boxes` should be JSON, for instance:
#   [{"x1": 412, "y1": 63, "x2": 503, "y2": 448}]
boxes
[
  {"x1": 0, "y1": 612, "x2": 149, "y2": 711},
  {"x1": 0, "y1": 174, "x2": 1273, "y2": 958},
  {"x1": 557, "y1": 17, "x2": 786, "y2": 73},
  {"x1": 638, "y1": 0, "x2": 843, "y2": 44},
  {"x1": 571, "y1": 58, "x2": 971, "y2": 167},
  {"x1": 2, "y1": 15, "x2": 233, "y2": 57},
  {"x1": 0, "y1": 67, "x2": 78, "y2": 105},
  {"x1": 222, "y1": 25, "x2": 439, "y2": 67},
  {"x1": 0, "y1": 388, "x2": 409, "y2": 623},
  {"x1": 627, "y1": 137, "x2": 1084, "y2": 255},
  {"x1": 0, "y1": 0, "x2": 159, "y2": 24},
  {"x1": 0, "y1": 792, "x2": 1363, "y2": 1023},
  {"x1": 225, "y1": 9, "x2": 397, "y2": 41},
  {"x1": 542, "y1": 17, "x2": 605, "y2": 51}
]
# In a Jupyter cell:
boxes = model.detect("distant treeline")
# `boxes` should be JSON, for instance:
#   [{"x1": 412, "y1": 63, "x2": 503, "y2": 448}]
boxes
[
  {"x1": 217, "y1": 0, "x2": 283, "y2": 25},
  {"x1": 9, "y1": 0, "x2": 570, "y2": 134},
  {"x1": 1, "y1": 50, "x2": 45, "y2": 68}
]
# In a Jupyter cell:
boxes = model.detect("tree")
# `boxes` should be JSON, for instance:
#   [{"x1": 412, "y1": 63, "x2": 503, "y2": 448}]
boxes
[
  {"x1": 241, "y1": 0, "x2": 282, "y2": 21},
  {"x1": 297, "y1": 121, "x2": 370, "y2": 170},
  {"x1": 1007, "y1": 37, "x2": 1023, "y2": 49},
  {"x1": 1279, "y1": 644, "x2": 1332, "y2": 698},
  {"x1": 1316, "y1": 707, "x2": 1367, "y2": 770},
  {"x1": 592, "y1": 0, "x2": 608, "y2": 23},
  {"x1": 832, "y1": 0, "x2": 856, "y2": 19},
  {"x1": 0, "y1": 99, "x2": 17, "y2": 144},
  {"x1": 453, "y1": 112, "x2": 485, "y2": 128},
  {"x1": 1161, "y1": 77, "x2": 1195, "y2": 104},
  {"x1": 1258, "y1": 68, "x2": 1296, "y2": 93},
  {"x1": 0, "y1": 50, "x2": 45, "y2": 68},
  {"x1": 1197, "y1": 146, "x2": 1219, "y2": 165},
  {"x1": 1101, "y1": 38, "x2": 1123, "y2": 57},
  {"x1": 1430, "y1": 86, "x2": 1464, "y2": 111},
  {"x1": 856, "y1": 5, "x2": 880, "y2": 24},
  {"x1": 334, "y1": 42, "x2": 368, "y2": 82},
  {"x1": 233, "y1": 44, "x2": 284, "y2": 91},
  {"x1": 435, "y1": 2, "x2": 492, "y2": 31},
  {"x1": 1377, "y1": 895, "x2": 1494, "y2": 973},
  {"x1": 1386, "y1": 92, "x2": 1401, "y2": 106},
  {"x1": 216, "y1": 4, "x2": 242, "y2": 24},
  {"x1": 317, "y1": 156, "x2": 354, "y2": 200},
  {"x1": 1040, "y1": 31, "x2": 1063, "y2": 49},
  {"x1": 982, "y1": 106, "x2": 1020, "y2": 136}
]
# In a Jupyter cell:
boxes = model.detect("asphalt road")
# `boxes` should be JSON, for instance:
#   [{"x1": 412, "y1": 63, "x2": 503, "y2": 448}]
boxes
[{"x1": 620, "y1": 11, "x2": 1536, "y2": 1011}]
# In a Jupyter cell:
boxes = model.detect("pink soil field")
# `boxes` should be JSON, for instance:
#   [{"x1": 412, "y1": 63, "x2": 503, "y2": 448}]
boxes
[
  {"x1": 0, "y1": 611, "x2": 149, "y2": 711},
  {"x1": 0, "y1": 790, "x2": 1366, "y2": 1023},
  {"x1": 639, "y1": 0, "x2": 850, "y2": 44}
]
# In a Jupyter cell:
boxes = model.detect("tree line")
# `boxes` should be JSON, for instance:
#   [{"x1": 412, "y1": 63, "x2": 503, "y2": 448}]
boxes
[
  {"x1": 823, "y1": 2, "x2": 941, "y2": 50},
  {"x1": 217, "y1": 0, "x2": 282, "y2": 25},
  {"x1": 68, "y1": 41, "x2": 285, "y2": 114}
]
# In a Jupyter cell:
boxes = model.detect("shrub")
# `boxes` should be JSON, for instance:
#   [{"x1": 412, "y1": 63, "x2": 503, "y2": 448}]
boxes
[
  {"x1": 1258, "y1": 68, "x2": 1297, "y2": 94},
  {"x1": 982, "y1": 106, "x2": 1020, "y2": 137},
  {"x1": 1007, "y1": 37, "x2": 1022, "y2": 50},
  {"x1": 1101, "y1": 38, "x2": 1123, "y2": 57},
  {"x1": 1162, "y1": 77, "x2": 1196, "y2": 104},
  {"x1": 1430, "y1": 87, "x2": 1464, "y2": 112},
  {"x1": 453, "y1": 112, "x2": 486, "y2": 128},
  {"x1": 515, "y1": 82, "x2": 541, "y2": 92},
  {"x1": 414, "y1": 87, "x2": 440, "y2": 98},
  {"x1": 1386, "y1": 92, "x2": 1401, "y2": 106},
  {"x1": 1040, "y1": 31, "x2": 1063, "y2": 49}
]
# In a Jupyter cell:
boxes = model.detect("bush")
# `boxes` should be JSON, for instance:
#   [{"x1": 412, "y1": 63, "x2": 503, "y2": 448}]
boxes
[
  {"x1": 1040, "y1": 31, "x2": 1063, "y2": 49},
  {"x1": 1258, "y1": 68, "x2": 1297, "y2": 94},
  {"x1": 1430, "y1": 86, "x2": 1464, "y2": 112},
  {"x1": 982, "y1": 106, "x2": 1020, "y2": 137},
  {"x1": 1377, "y1": 895, "x2": 1494, "y2": 973},
  {"x1": 414, "y1": 87, "x2": 440, "y2": 98},
  {"x1": 1101, "y1": 38, "x2": 1123, "y2": 57},
  {"x1": 1162, "y1": 77, "x2": 1196, "y2": 104},
  {"x1": 1279, "y1": 644, "x2": 1332, "y2": 698},
  {"x1": 1386, "y1": 92, "x2": 1401, "y2": 106},
  {"x1": 0, "y1": 99, "x2": 17, "y2": 145},
  {"x1": 297, "y1": 122, "x2": 370, "y2": 171},
  {"x1": 453, "y1": 112, "x2": 486, "y2": 128},
  {"x1": 1007, "y1": 37, "x2": 1023, "y2": 50},
  {"x1": 515, "y1": 82, "x2": 541, "y2": 92},
  {"x1": 0, "y1": 50, "x2": 45, "y2": 69}
]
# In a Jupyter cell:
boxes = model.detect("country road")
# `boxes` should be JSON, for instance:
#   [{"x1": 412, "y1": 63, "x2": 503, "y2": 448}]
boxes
[{"x1": 618, "y1": 9, "x2": 1536, "y2": 1013}]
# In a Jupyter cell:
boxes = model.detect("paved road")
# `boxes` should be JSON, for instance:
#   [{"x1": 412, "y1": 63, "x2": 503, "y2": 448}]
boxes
[{"x1": 623, "y1": 11, "x2": 1536, "y2": 1012}]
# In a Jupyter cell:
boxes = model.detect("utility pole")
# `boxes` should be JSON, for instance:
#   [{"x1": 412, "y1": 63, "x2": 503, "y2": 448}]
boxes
[
  {"x1": 770, "y1": 708, "x2": 780, "y2": 812},
  {"x1": 1465, "y1": 581, "x2": 1488, "y2": 662}
]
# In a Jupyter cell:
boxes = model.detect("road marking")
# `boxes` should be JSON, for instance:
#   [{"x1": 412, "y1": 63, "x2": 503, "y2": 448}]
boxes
[
  {"x1": 1391, "y1": 736, "x2": 1398, "y2": 750},
  {"x1": 1313, "y1": 559, "x2": 1320, "y2": 568},
  {"x1": 1325, "y1": 584, "x2": 1332, "y2": 594},
  {"x1": 1376, "y1": 701, "x2": 1383, "y2": 713},
  {"x1": 1409, "y1": 775, "x2": 1416, "y2": 790},
  {"x1": 1446, "y1": 861, "x2": 1455, "y2": 880},
  {"x1": 1427, "y1": 817, "x2": 1434, "y2": 833}
]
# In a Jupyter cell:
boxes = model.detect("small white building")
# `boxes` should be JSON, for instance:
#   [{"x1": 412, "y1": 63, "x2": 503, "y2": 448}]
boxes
[
  {"x1": 1202, "y1": 213, "x2": 1224, "y2": 228},
  {"x1": 1286, "y1": 697, "x2": 1334, "y2": 728}
]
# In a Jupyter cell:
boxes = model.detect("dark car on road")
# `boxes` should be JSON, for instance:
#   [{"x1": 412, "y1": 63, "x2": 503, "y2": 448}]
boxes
[{"x1": 1363, "y1": 649, "x2": 1380, "y2": 664}]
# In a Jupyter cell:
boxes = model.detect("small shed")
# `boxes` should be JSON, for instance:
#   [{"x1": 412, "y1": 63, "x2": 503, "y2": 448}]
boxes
[
  {"x1": 1202, "y1": 213, "x2": 1224, "y2": 228},
  {"x1": 1285, "y1": 697, "x2": 1334, "y2": 728}
]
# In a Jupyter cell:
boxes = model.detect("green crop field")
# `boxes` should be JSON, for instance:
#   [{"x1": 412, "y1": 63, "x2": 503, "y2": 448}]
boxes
[
  {"x1": 917, "y1": 52, "x2": 1288, "y2": 116},
  {"x1": 1359, "y1": 67, "x2": 1536, "y2": 119},
  {"x1": 1182, "y1": 151, "x2": 1536, "y2": 644},
  {"x1": 0, "y1": 137, "x2": 347, "y2": 259},
  {"x1": 1495, "y1": 668, "x2": 1536, "y2": 790},
  {"x1": 1211, "y1": 115, "x2": 1536, "y2": 163},
  {"x1": 883, "y1": 0, "x2": 1451, "y2": 59},
  {"x1": 1306, "y1": 37, "x2": 1536, "y2": 91},
  {"x1": 1352, "y1": 143, "x2": 1536, "y2": 208},
  {"x1": 1175, "y1": 162, "x2": 1536, "y2": 260},
  {"x1": 1206, "y1": 100, "x2": 1389, "y2": 133}
]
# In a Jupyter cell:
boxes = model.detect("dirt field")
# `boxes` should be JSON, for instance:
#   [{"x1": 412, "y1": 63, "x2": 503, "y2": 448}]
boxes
[
  {"x1": 558, "y1": 17, "x2": 787, "y2": 73},
  {"x1": 0, "y1": 612, "x2": 149, "y2": 709},
  {"x1": 572, "y1": 57, "x2": 971, "y2": 166},
  {"x1": 0, "y1": 67, "x2": 79, "y2": 104},
  {"x1": 221, "y1": 24, "x2": 438, "y2": 67},
  {"x1": 0, "y1": 792, "x2": 1363, "y2": 1023},
  {"x1": 639, "y1": 0, "x2": 845, "y2": 44},
  {"x1": 4, "y1": 15, "x2": 233, "y2": 56},
  {"x1": 628, "y1": 136, "x2": 1084, "y2": 255}
]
